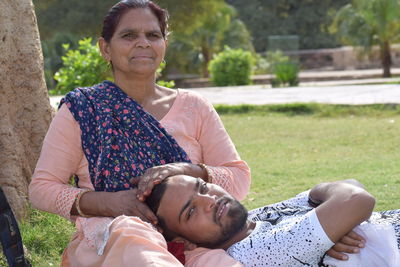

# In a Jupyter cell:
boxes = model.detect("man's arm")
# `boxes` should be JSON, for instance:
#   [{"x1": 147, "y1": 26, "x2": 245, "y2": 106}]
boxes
[{"x1": 310, "y1": 180, "x2": 375, "y2": 243}]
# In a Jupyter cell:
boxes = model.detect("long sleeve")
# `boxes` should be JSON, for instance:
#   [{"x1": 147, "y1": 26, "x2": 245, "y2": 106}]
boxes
[
  {"x1": 161, "y1": 90, "x2": 251, "y2": 201},
  {"x1": 196, "y1": 95, "x2": 250, "y2": 200},
  {"x1": 29, "y1": 105, "x2": 93, "y2": 220}
]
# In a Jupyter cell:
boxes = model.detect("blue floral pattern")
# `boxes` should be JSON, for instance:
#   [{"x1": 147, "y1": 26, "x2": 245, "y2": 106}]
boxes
[{"x1": 60, "y1": 81, "x2": 190, "y2": 192}]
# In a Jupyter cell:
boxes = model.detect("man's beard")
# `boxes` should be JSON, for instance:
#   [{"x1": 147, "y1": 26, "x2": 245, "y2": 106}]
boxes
[{"x1": 196, "y1": 197, "x2": 248, "y2": 249}]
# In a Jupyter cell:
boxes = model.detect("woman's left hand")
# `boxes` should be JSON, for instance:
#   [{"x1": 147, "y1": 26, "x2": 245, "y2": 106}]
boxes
[{"x1": 131, "y1": 162, "x2": 195, "y2": 201}]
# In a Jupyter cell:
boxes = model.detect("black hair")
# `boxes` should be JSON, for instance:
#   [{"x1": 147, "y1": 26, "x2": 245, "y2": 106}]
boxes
[
  {"x1": 145, "y1": 177, "x2": 177, "y2": 241},
  {"x1": 101, "y1": 0, "x2": 169, "y2": 42}
]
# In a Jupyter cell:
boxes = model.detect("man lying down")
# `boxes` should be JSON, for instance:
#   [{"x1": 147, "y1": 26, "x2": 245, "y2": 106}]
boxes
[{"x1": 145, "y1": 175, "x2": 400, "y2": 267}]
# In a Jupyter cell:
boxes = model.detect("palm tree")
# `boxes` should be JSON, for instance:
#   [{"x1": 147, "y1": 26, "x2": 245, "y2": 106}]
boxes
[{"x1": 331, "y1": 0, "x2": 400, "y2": 77}]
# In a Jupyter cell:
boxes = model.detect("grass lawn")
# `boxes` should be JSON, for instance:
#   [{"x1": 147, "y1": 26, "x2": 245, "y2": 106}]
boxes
[
  {"x1": 4, "y1": 104, "x2": 399, "y2": 266},
  {"x1": 218, "y1": 105, "x2": 400, "y2": 211}
]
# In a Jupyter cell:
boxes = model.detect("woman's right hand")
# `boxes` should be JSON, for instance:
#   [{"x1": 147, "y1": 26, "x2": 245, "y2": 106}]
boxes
[
  {"x1": 108, "y1": 189, "x2": 158, "y2": 224},
  {"x1": 80, "y1": 189, "x2": 158, "y2": 224}
]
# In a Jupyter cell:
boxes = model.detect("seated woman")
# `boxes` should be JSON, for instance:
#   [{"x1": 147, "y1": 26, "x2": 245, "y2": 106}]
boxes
[
  {"x1": 29, "y1": 1, "x2": 250, "y2": 266},
  {"x1": 145, "y1": 175, "x2": 400, "y2": 267}
]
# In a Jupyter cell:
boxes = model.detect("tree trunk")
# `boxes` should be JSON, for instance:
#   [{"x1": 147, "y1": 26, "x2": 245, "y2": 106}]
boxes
[
  {"x1": 201, "y1": 44, "x2": 210, "y2": 78},
  {"x1": 380, "y1": 41, "x2": 392, "y2": 78},
  {"x1": 0, "y1": 0, "x2": 53, "y2": 220}
]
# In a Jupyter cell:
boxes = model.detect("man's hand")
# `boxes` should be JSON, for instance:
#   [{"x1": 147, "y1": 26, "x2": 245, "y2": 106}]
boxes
[{"x1": 326, "y1": 230, "x2": 366, "y2": 260}]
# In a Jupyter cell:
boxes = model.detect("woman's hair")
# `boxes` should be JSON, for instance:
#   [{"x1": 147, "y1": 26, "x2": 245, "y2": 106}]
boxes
[{"x1": 101, "y1": 0, "x2": 169, "y2": 42}]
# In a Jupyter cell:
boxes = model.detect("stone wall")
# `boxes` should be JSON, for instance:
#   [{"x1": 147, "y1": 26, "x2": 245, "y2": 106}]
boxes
[{"x1": 287, "y1": 45, "x2": 400, "y2": 70}]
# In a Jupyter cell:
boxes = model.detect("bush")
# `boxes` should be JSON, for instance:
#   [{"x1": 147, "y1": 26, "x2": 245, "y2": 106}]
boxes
[
  {"x1": 266, "y1": 50, "x2": 299, "y2": 87},
  {"x1": 272, "y1": 62, "x2": 299, "y2": 87},
  {"x1": 53, "y1": 38, "x2": 112, "y2": 95},
  {"x1": 156, "y1": 60, "x2": 175, "y2": 89},
  {"x1": 42, "y1": 33, "x2": 79, "y2": 90},
  {"x1": 253, "y1": 53, "x2": 270, "y2": 75},
  {"x1": 209, "y1": 47, "x2": 254, "y2": 86}
]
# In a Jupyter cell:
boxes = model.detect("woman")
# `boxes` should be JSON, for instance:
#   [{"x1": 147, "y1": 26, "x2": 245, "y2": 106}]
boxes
[{"x1": 29, "y1": 0, "x2": 250, "y2": 266}]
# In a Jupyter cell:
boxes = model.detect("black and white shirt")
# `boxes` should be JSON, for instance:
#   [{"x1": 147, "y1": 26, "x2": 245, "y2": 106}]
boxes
[{"x1": 227, "y1": 191, "x2": 400, "y2": 267}]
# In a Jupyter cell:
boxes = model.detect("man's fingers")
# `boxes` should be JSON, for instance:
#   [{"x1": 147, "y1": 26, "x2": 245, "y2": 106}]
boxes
[
  {"x1": 326, "y1": 248, "x2": 349, "y2": 261},
  {"x1": 346, "y1": 230, "x2": 366, "y2": 243},
  {"x1": 331, "y1": 242, "x2": 360, "y2": 254},
  {"x1": 340, "y1": 235, "x2": 365, "y2": 248}
]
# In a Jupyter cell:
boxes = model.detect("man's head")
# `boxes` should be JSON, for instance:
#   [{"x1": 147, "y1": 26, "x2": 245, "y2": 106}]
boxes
[{"x1": 145, "y1": 175, "x2": 248, "y2": 248}]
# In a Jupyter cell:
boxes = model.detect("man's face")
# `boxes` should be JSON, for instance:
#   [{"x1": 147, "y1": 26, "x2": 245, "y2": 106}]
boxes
[{"x1": 157, "y1": 175, "x2": 248, "y2": 248}]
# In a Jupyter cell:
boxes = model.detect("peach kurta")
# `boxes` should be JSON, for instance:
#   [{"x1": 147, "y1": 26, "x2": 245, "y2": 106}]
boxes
[{"x1": 30, "y1": 89, "x2": 250, "y2": 266}]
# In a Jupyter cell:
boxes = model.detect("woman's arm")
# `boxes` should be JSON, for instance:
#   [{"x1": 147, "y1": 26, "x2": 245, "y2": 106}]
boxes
[
  {"x1": 29, "y1": 105, "x2": 158, "y2": 223},
  {"x1": 195, "y1": 94, "x2": 251, "y2": 200},
  {"x1": 135, "y1": 92, "x2": 250, "y2": 202},
  {"x1": 29, "y1": 104, "x2": 86, "y2": 219}
]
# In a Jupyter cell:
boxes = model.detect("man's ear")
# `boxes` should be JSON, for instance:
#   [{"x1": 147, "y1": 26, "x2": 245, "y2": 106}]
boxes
[
  {"x1": 98, "y1": 37, "x2": 111, "y2": 62},
  {"x1": 172, "y1": 236, "x2": 197, "y2": 251}
]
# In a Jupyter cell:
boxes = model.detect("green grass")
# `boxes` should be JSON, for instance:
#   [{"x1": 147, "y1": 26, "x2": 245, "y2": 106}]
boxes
[
  {"x1": 218, "y1": 104, "x2": 400, "y2": 211},
  {"x1": 3, "y1": 103, "x2": 399, "y2": 265},
  {"x1": 19, "y1": 210, "x2": 75, "y2": 266}
]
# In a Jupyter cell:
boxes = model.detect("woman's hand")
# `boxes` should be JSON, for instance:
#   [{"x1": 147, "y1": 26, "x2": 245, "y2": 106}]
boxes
[
  {"x1": 134, "y1": 163, "x2": 189, "y2": 201},
  {"x1": 100, "y1": 189, "x2": 159, "y2": 224},
  {"x1": 132, "y1": 163, "x2": 196, "y2": 201},
  {"x1": 326, "y1": 230, "x2": 366, "y2": 260}
]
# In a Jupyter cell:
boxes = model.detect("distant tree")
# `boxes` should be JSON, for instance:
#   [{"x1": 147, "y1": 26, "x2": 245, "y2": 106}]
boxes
[
  {"x1": 33, "y1": 0, "x2": 227, "y2": 80},
  {"x1": 189, "y1": 4, "x2": 235, "y2": 77},
  {"x1": 331, "y1": 0, "x2": 400, "y2": 77},
  {"x1": 166, "y1": 4, "x2": 254, "y2": 77},
  {"x1": 33, "y1": 0, "x2": 226, "y2": 39},
  {"x1": 226, "y1": 0, "x2": 350, "y2": 51}
]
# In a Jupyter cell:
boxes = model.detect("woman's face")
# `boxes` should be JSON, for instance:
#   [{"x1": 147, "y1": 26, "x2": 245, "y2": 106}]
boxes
[{"x1": 100, "y1": 8, "x2": 166, "y2": 77}]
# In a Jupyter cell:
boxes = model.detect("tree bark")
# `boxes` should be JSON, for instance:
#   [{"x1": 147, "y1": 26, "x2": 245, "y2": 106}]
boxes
[
  {"x1": 380, "y1": 41, "x2": 392, "y2": 78},
  {"x1": 201, "y1": 45, "x2": 210, "y2": 78},
  {"x1": 0, "y1": 0, "x2": 53, "y2": 220}
]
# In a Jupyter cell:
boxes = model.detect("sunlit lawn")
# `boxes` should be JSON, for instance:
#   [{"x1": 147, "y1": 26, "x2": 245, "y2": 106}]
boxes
[
  {"x1": 4, "y1": 104, "x2": 399, "y2": 266},
  {"x1": 219, "y1": 106, "x2": 400, "y2": 211}
]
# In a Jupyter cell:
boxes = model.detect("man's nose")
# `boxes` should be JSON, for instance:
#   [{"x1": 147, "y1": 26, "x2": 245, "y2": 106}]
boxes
[{"x1": 197, "y1": 194, "x2": 216, "y2": 212}]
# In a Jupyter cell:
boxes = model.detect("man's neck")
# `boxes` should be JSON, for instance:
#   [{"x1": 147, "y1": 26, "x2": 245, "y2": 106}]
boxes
[{"x1": 219, "y1": 220, "x2": 256, "y2": 250}]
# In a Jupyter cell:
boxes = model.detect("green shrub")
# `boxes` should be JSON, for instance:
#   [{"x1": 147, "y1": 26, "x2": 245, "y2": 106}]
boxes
[
  {"x1": 272, "y1": 62, "x2": 299, "y2": 87},
  {"x1": 265, "y1": 50, "x2": 300, "y2": 87},
  {"x1": 266, "y1": 50, "x2": 290, "y2": 66},
  {"x1": 209, "y1": 47, "x2": 255, "y2": 86},
  {"x1": 53, "y1": 38, "x2": 112, "y2": 95},
  {"x1": 156, "y1": 60, "x2": 175, "y2": 89},
  {"x1": 253, "y1": 53, "x2": 270, "y2": 75},
  {"x1": 42, "y1": 33, "x2": 79, "y2": 90}
]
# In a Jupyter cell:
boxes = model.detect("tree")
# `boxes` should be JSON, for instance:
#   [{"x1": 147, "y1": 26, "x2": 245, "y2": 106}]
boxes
[
  {"x1": 0, "y1": 0, "x2": 53, "y2": 219},
  {"x1": 186, "y1": 3, "x2": 236, "y2": 77},
  {"x1": 33, "y1": 0, "x2": 226, "y2": 39},
  {"x1": 166, "y1": 4, "x2": 254, "y2": 77},
  {"x1": 33, "y1": 0, "x2": 227, "y2": 83},
  {"x1": 331, "y1": 0, "x2": 400, "y2": 77},
  {"x1": 227, "y1": 0, "x2": 350, "y2": 51}
]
